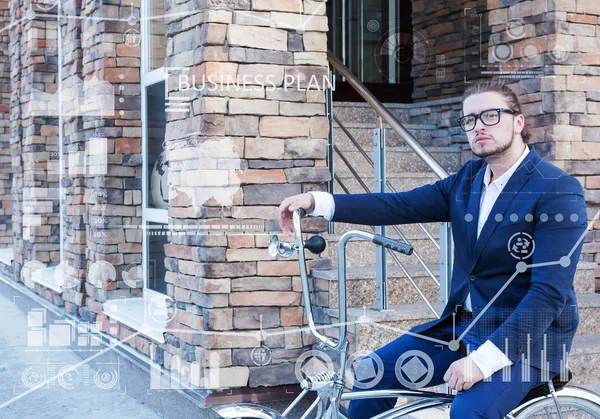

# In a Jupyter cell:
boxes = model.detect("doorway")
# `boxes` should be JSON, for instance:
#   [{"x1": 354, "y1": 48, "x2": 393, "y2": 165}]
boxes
[{"x1": 327, "y1": 0, "x2": 414, "y2": 103}]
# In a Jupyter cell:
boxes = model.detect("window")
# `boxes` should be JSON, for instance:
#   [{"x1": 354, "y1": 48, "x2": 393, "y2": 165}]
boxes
[{"x1": 141, "y1": 0, "x2": 168, "y2": 295}]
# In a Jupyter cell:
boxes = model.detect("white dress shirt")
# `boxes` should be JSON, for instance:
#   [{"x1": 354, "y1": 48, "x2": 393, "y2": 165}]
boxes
[{"x1": 306, "y1": 145, "x2": 531, "y2": 379}]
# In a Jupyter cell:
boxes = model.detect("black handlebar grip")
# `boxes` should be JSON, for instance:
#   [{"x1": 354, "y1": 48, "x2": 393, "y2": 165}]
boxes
[
  {"x1": 304, "y1": 235, "x2": 326, "y2": 254},
  {"x1": 372, "y1": 234, "x2": 413, "y2": 256}
]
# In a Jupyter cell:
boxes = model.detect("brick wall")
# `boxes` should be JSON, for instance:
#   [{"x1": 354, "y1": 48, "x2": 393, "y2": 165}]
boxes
[
  {"x1": 160, "y1": 0, "x2": 331, "y2": 389},
  {"x1": 485, "y1": 0, "x2": 600, "y2": 288},
  {"x1": 79, "y1": 0, "x2": 144, "y2": 320},
  {"x1": 9, "y1": 0, "x2": 61, "y2": 284},
  {"x1": 0, "y1": 0, "x2": 10, "y2": 248},
  {"x1": 412, "y1": 0, "x2": 491, "y2": 101}
]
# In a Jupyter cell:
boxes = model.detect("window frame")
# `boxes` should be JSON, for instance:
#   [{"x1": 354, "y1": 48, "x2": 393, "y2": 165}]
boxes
[{"x1": 141, "y1": 0, "x2": 168, "y2": 294}]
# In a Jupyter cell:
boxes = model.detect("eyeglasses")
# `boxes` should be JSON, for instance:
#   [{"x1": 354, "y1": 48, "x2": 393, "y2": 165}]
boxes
[{"x1": 457, "y1": 108, "x2": 517, "y2": 132}]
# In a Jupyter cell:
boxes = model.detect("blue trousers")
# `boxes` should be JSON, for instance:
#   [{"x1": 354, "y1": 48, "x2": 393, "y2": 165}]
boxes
[{"x1": 347, "y1": 310, "x2": 548, "y2": 419}]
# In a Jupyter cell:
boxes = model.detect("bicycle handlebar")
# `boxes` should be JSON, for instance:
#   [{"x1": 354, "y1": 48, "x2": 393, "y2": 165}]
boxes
[
  {"x1": 372, "y1": 234, "x2": 414, "y2": 255},
  {"x1": 285, "y1": 209, "x2": 415, "y2": 353}
]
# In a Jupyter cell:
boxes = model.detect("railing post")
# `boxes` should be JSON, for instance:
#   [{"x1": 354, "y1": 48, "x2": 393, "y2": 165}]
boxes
[
  {"x1": 374, "y1": 118, "x2": 388, "y2": 311},
  {"x1": 326, "y1": 75, "x2": 335, "y2": 235},
  {"x1": 439, "y1": 222, "x2": 453, "y2": 313}
]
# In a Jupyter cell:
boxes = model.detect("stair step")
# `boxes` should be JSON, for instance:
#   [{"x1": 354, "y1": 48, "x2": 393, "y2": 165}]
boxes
[
  {"x1": 334, "y1": 173, "x2": 440, "y2": 194},
  {"x1": 333, "y1": 102, "x2": 413, "y2": 124},
  {"x1": 311, "y1": 263, "x2": 596, "y2": 308},
  {"x1": 334, "y1": 149, "x2": 461, "y2": 175},
  {"x1": 322, "y1": 294, "x2": 600, "y2": 369},
  {"x1": 333, "y1": 125, "x2": 444, "y2": 148},
  {"x1": 322, "y1": 233, "x2": 440, "y2": 268},
  {"x1": 570, "y1": 334, "x2": 600, "y2": 385}
]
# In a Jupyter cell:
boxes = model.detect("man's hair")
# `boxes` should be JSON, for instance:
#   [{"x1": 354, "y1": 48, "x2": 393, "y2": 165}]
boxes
[{"x1": 462, "y1": 81, "x2": 531, "y2": 143}]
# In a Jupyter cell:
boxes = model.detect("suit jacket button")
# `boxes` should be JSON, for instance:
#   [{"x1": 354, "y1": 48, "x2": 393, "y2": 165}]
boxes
[{"x1": 469, "y1": 275, "x2": 477, "y2": 281}]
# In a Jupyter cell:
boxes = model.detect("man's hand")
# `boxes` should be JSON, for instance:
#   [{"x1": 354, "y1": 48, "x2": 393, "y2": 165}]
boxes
[
  {"x1": 443, "y1": 357, "x2": 484, "y2": 392},
  {"x1": 277, "y1": 193, "x2": 316, "y2": 234}
]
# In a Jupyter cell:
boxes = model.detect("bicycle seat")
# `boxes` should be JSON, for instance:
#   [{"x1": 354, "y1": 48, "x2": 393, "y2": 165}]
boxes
[{"x1": 518, "y1": 369, "x2": 572, "y2": 405}]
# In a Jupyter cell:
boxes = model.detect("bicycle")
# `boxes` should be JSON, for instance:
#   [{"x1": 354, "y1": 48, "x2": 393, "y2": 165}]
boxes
[{"x1": 214, "y1": 209, "x2": 600, "y2": 419}]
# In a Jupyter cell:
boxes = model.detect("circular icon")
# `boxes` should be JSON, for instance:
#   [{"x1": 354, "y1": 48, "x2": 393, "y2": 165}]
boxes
[
  {"x1": 367, "y1": 20, "x2": 380, "y2": 33},
  {"x1": 94, "y1": 366, "x2": 118, "y2": 390},
  {"x1": 506, "y1": 19, "x2": 526, "y2": 39},
  {"x1": 520, "y1": 41, "x2": 541, "y2": 62},
  {"x1": 395, "y1": 350, "x2": 434, "y2": 389},
  {"x1": 375, "y1": 29, "x2": 432, "y2": 83},
  {"x1": 123, "y1": 29, "x2": 141, "y2": 47},
  {"x1": 251, "y1": 346, "x2": 272, "y2": 366},
  {"x1": 32, "y1": 0, "x2": 58, "y2": 12},
  {"x1": 21, "y1": 260, "x2": 46, "y2": 289},
  {"x1": 53, "y1": 262, "x2": 80, "y2": 290},
  {"x1": 294, "y1": 350, "x2": 335, "y2": 386},
  {"x1": 122, "y1": 263, "x2": 144, "y2": 288},
  {"x1": 549, "y1": 43, "x2": 570, "y2": 63},
  {"x1": 508, "y1": 232, "x2": 535, "y2": 260},
  {"x1": 345, "y1": 352, "x2": 384, "y2": 390},
  {"x1": 58, "y1": 366, "x2": 81, "y2": 390},
  {"x1": 22, "y1": 366, "x2": 47, "y2": 389},
  {"x1": 148, "y1": 294, "x2": 177, "y2": 323},
  {"x1": 492, "y1": 43, "x2": 513, "y2": 62},
  {"x1": 89, "y1": 260, "x2": 116, "y2": 284}
]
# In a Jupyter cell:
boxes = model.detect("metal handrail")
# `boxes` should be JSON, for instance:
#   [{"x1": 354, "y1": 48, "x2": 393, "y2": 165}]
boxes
[
  {"x1": 332, "y1": 117, "x2": 440, "y2": 276},
  {"x1": 332, "y1": 179, "x2": 441, "y2": 318},
  {"x1": 333, "y1": 143, "x2": 440, "y2": 287},
  {"x1": 327, "y1": 50, "x2": 454, "y2": 315},
  {"x1": 328, "y1": 51, "x2": 449, "y2": 181},
  {"x1": 334, "y1": 114, "x2": 440, "y2": 250}
]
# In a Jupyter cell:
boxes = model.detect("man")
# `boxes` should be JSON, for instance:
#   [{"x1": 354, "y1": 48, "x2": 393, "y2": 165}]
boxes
[{"x1": 277, "y1": 81, "x2": 588, "y2": 418}]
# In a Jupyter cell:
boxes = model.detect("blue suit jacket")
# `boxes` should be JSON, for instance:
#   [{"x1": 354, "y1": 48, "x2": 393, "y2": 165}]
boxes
[{"x1": 332, "y1": 147, "x2": 588, "y2": 374}]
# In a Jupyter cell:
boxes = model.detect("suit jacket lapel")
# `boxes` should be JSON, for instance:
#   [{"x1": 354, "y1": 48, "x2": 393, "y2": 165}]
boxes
[
  {"x1": 466, "y1": 164, "x2": 486, "y2": 256},
  {"x1": 471, "y1": 148, "x2": 537, "y2": 267}
]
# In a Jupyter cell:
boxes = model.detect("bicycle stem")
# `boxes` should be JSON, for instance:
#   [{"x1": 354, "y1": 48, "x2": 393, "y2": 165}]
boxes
[{"x1": 294, "y1": 210, "x2": 398, "y2": 353}]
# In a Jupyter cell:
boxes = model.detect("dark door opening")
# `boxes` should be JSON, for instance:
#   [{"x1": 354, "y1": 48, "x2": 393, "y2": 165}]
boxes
[{"x1": 327, "y1": 0, "x2": 414, "y2": 103}]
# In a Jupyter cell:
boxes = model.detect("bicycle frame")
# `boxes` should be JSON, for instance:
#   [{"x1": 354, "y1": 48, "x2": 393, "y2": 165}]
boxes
[{"x1": 214, "y1": 211, "x2": 600, "y2": 419}]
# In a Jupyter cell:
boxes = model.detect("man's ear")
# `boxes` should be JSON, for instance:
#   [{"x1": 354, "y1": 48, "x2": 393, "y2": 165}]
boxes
[{"x1": 514, "y1": 114, "x2": 525, "y2": 135}]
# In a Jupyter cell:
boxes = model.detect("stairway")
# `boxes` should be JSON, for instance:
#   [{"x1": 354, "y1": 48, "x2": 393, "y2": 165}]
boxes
[{"x1": 313, "y1": 101, "x2": 600, "y2": 390}]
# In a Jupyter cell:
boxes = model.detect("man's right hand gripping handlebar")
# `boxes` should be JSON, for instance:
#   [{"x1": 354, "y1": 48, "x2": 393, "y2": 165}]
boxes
[{"x1": 277, "y1": 193, "x2": 315, "y2": 235}]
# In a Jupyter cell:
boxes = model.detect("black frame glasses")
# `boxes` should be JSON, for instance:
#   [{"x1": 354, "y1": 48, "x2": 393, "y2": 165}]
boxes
[{"x1": 457, "y1": 108, "x2": 517, "y2": 132}]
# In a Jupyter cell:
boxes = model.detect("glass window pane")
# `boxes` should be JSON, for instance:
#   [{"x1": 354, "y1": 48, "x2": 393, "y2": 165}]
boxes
[
  {"x1": 146, "y1": 81, "x2": 168, "y2": 210},
  {"x1": 149, "y1": 0, "x2": 166, "y2": 71},
  {"x1": 147, "y1": 222, "x2": 168, "y2": 294}
]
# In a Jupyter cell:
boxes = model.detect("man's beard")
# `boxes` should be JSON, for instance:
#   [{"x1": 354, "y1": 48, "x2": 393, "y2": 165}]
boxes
[{"x1": 472, "y1": 130, "x2": 515, "y2": 158}]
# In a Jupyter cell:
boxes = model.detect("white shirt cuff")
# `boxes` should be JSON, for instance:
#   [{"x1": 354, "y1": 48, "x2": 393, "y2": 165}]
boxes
[
  {"x1": 307, "y1": 191, "x2": 335, "y2": 221},
  {"x1": 468, "y1": 340, "x2": 513, "y2": 379}
]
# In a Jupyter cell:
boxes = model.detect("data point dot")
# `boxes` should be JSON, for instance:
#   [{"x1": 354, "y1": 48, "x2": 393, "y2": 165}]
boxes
[
  {"x1": 516, "y1": 262, "x2": 527, "y2": 273},
  {"x1": 560, "y1": 256, "x2": 570, "y2": 267},
  {"x1": 448, "y1": 340, "x2": 460, "y2": 351}
]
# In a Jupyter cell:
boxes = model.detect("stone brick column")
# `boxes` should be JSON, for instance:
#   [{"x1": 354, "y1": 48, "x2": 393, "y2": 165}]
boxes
[
  {"x1": 77, "y1": 0, "x2": 143, "y2": 322},
  {"x1": 0, "y1": 0, "x2": 11, "y2": 249},
  {"x1": 9, "y1": 0, "x2": 61, "y2": 284},
  {"x1": 161, "y1": 0, "x2": 331, "y2": 390},
  {"x1": 486, "y1": 0, "x2": 600, "y2": 288}
]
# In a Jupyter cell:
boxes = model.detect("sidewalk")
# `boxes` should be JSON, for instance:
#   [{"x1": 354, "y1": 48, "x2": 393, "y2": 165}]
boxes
[{"x1": 0, "y1": 285, "x2": 165, "y2": 419}]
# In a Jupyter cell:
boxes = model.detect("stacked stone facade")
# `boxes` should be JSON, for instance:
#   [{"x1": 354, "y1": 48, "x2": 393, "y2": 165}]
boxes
[
  {"x1": 0, "y1": 0, "x2": 598, "y2": 398},
  {"x1": 157, "y1": 0, "x2": 331, "y2": 389},
  {"x1": 0, "y1": 0, "x2": 10, "y2": 248},
  {"x1": 9, "y1": 0, "x2": 61, "y2": 285},
  {"x1": 411, "y1": 0, "x2": 491, "y2": 101},
  {"x1": 483, "y1": 0, "x2": 600, "y2": 287}
]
